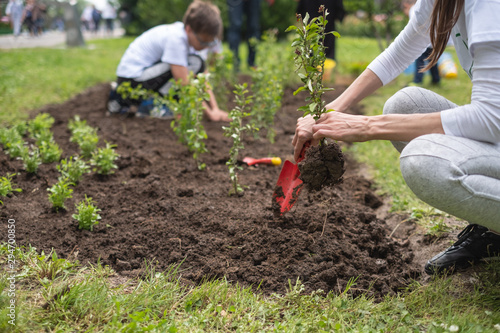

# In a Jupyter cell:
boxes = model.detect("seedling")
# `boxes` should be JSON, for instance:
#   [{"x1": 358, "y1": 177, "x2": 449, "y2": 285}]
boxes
[
  {"x1": 57, "y1": 155, "x2": 90, "y2": 183},
  {"x1": 223, "y1": 83, "x2": 257, "y2": 196},
  {"x1": 39, "y1": 139, "x2": 62, "y2": 163},
  {"x1": 47, "y1": 178, "x2": 74, "y2": 212},
  {"x1": 68, "y1": 115, "x2": 87, "y2": 132},
  {"x1": 33, "y1": 128, "x2": 54, "y2": 146},
  {"x1": 72, "y1": 195, "x2": 101, "y2": 231},
  {"x1": 69, "y1": 116, "x2": 100, "y2": 158},
  {"x1": 6, "y1": 141, "x2": 28, "y2": 159},
  {"x1": 90, "y1": 142, "x2": 119, "y2": 175},
  {"x1": 28, "y1": 113, "x2": 55, "y2": 138},
  {"x1": 21, "y1": 147, "x2": 42, "y2": 174},
  {"x1": 168, "y1": 74, "x2": 209, "y2": 170},
  {"x1": 286, "y1": 8, "x2": 339, "y2": 122},
  {"x1": 12, "y1": 121, "x2": 27, "y2": 137},
  {"x1": 0, "y1": 173, "x2": 22, "y2": 204},
  {"x1": 0, "y1": 127, "x2": 24, "y2": 158}
]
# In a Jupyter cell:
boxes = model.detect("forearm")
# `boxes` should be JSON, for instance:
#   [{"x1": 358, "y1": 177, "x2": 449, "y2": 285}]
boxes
[
  {"x1": 325, "y1": 69, "x2": 383, "y2": 112},
  {"x1": 312, "y1": 111, "x2": 444, "y2": 143},
  {"x1": 365, "y1": 112, "x2": 444, "y2": 142}
]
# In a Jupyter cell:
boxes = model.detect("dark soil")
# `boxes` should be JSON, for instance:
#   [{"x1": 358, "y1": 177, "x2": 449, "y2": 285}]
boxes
[{"x1": 1, "y1": 81, "x2": 433, "y2": 299}]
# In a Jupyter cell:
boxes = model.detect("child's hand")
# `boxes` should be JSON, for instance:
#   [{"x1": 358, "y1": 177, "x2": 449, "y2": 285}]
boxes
[
  {"x1": 205, "y1": 108, "x2": 231, "y2": 122},
  {"x1": 206, "y1": 107, "x2": 230, "y2": 122}
]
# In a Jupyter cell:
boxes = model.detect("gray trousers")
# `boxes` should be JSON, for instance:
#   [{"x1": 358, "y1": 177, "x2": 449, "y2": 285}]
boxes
[{"x1": 383, "y1": 87, "x2": 500, "y2": 232}]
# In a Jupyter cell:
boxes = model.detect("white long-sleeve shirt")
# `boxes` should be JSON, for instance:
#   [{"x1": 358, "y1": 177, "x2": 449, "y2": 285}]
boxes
[{"x1": 367, "y1": 0, "x2": 500, "y2": 144}]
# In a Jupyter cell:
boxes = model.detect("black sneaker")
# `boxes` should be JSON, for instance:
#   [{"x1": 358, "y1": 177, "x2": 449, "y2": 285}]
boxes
[{"x1": 425, "y1": 224, "x2": 500, "y2": 275}]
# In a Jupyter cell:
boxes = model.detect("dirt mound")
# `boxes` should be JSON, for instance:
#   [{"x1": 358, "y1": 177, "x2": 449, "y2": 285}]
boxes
[{"x1": 1, "y1": 82, "x2": 423, "y2": 299}]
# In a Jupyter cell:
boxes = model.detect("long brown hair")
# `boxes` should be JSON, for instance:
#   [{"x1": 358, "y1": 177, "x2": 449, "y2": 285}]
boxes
[{"x1": 423, "y1": 0, "x2": 464, "y2": 71}]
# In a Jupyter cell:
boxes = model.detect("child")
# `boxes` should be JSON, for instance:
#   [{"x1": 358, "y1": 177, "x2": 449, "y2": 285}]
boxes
[{"x1": 107, "y1": 0, "x2": 229, "y2": 122}]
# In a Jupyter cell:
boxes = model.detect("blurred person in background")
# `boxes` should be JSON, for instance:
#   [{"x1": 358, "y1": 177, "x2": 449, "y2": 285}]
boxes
[
  {"x1": 226, "y1": 0, "x2": 275, "y2": 71},
  {"x1": 5, "y1": 0, "x2": 24, "y2": 37},
  {"x1": 101, "y1": 1, "x2": 116, "y2": 36}
]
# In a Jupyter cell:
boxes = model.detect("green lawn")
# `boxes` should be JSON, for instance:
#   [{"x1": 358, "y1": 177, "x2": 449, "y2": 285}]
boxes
[{"x1": 0, "y1": 36, "x2": 499, "y2": 332}]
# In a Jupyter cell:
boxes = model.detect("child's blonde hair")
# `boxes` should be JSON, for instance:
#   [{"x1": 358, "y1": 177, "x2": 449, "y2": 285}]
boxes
[{"x1": 183, "y1": 1, "x2": 222, "y2": 38}]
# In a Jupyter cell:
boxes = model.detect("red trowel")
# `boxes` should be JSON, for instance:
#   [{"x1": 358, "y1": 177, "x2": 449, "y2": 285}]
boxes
[{"x1": 272, "y1": 142, "x2": 310, "y2": 216}]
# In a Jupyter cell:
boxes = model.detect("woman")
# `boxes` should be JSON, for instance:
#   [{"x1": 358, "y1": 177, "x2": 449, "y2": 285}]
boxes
[{"x1": 293, "y1": 0, "x2": 500, "y2": 275}]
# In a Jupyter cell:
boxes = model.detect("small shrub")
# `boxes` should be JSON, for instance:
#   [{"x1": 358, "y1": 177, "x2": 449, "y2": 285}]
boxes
[
  {"x1": 57, "y1": 155, "x2": 90, "y2": 183},
  {"x1": 90, "y1": 142, "x2": 119, "y2": 175},
  {"x1": 72, "y1": 195, "x2": 101, "y2": 231},
  {"x1": 47, "y1": 178, "x2": 74, "y2": 212},
  {"x1": 0, "y1": 173, "x2": 22, "y2": 204}
]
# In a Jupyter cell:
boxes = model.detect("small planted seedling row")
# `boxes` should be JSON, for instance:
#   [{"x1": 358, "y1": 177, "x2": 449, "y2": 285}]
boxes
[{"x1": 0, "y1": 114, "x2": 112, "y2": 231}]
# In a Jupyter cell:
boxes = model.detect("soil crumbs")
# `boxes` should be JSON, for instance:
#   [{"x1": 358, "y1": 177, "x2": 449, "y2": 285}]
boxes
[{"x1": 2, "y1": 82, "x2": 442, "y2": 300}]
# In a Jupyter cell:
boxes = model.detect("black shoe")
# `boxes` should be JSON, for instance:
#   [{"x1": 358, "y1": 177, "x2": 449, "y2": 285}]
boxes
[
  {"x1": 425, "y1": 224, "x2": 500, "y2": 275},
  {"x1": 107, "y1": 83, "x2": 129, "y2": 115}
]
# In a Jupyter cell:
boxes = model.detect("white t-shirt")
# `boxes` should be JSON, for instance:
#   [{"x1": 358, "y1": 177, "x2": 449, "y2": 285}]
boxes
[
  {"x1": 367, "y1": 0, "x2": 500, "y2": 144},
  {"x1": 117, "y1": 22, "x2": 191, "y2": 78}
]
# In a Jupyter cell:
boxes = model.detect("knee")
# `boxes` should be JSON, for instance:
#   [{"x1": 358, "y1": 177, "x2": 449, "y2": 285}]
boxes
[
  {"x1": 383, "y1": 87, "x2": 421, "y2": 116},
  {"x1": 399, "y1": 135, "x2": 461, "y2": 204}
]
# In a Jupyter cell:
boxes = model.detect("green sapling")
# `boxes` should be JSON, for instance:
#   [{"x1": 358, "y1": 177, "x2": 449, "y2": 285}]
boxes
[
  {"x1": 223, "y1": 83, "x2": 257, "y2": 196},
  {"x1": 286, "y1": 7, "x2": 339, "y2": 123}
]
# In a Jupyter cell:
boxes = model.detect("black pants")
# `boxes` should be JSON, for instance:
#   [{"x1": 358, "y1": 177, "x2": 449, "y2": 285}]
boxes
[{"x1": 116, "y1": 54, "x2": 205, "y2": 106}]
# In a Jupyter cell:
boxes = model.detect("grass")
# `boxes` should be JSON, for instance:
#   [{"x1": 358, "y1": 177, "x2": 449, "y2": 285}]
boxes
[
  {"x1": 1, "y1": 36, "x2": 499, "y2": 332},
  {"x1": 0, "y1": 38, "x2": 135, "y2": 125}
]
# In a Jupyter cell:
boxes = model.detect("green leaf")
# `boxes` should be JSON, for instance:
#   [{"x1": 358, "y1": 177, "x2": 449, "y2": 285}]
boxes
[{"x1": 293, "y1": 86, "x2": 306, "y2": 95}]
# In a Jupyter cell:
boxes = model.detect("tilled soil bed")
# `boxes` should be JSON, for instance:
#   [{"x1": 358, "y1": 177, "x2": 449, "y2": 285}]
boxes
[{"x1": 1, "y1": 82, "x2": 426, "y2": 299}]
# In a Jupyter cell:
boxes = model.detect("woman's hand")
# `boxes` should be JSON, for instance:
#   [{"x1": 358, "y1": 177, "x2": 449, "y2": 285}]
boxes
[
  {"x1": 312, "y1": 112, "x2": 370, "y2": 142},
  {"x1": 292, "y1": 115, "x2": 319, "y2": 162}
]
